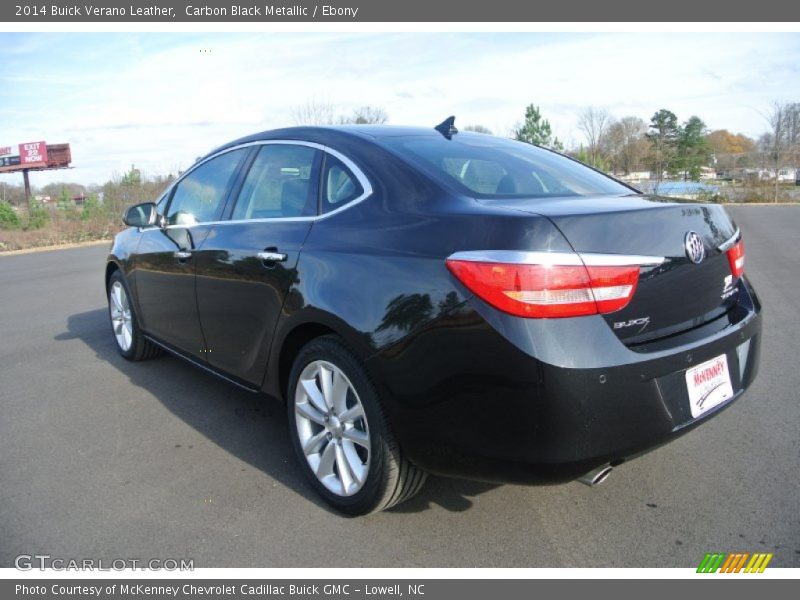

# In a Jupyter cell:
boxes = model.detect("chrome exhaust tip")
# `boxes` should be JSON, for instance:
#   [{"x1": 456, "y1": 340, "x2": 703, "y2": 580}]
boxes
[{"x1": 577, "y1": 465, "x2": 613, "y2": 487}]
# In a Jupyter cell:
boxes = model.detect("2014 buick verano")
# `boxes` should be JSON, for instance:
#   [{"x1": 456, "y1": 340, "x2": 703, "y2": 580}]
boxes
[{"x1": 105, "y1": 119, "x2": 761, "y2": 514}]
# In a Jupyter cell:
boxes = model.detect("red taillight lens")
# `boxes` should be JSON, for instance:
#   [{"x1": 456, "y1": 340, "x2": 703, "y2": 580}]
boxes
[
  {"x1": 726, "y1": 240, "x2": 745, "y2": 279},
  {"x1": 445, "y1": 259, "x2": 640, "y2": 318}
]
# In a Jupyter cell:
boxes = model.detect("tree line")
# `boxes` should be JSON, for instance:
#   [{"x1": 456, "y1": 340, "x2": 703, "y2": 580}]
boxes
[
  {"x1": 2, "y1": 98, "x2": 798, "y2": 222},
  {"x1": 505, "y1": 101, "x2": 800, "y2": 202}
]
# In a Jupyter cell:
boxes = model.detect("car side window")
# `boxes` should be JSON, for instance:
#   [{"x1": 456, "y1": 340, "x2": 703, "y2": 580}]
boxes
[
  {"x1": 166, "y1": 149, "x2": 247, "y2": 226},
  {"x1": 322, "y1": 154, "x2": 363, "y2": 214},
  {"x1": 231, "y1": 144, "x2": 320, "y2": 220}
]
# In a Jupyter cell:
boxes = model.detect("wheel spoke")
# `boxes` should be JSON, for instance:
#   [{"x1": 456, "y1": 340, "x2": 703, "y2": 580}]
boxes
[
  {"x1": 303, "y1": 430, "x2": 328, "y2": 456},
  {"x1": 339, "y1": 404, "x2": 364, "y2": 423},
  {"x1": 111, "y1": 285, "x2": 123, "y2": 311},
  {"x1": 334, "y1": 442, "x2": 355, "y2": 494},
  {"x1": 342, "y1": 440, "x2": 367, "y2": 484},
  {"x1": 315, "y1": 441, "x2": 336, "y2": 479},
  {"x1": 331, "y1": 370, "x2": 349, "y2": 415},
  {"x1": 295, "y1": 400, "x2": 326, "y2": 426},
  {"x1": 121, "y1": 323, "x2": 132, "y2": 349},
  {"x1": 114, "y1": 320, "x2": 124, "y2": 335},
  {"x1": 301, "y1": 378, "x2": 328, "y2": 414},
  {"x1": 342, "y1": 428, "x2": 369, "y2": 448},
  {"x1": 116, "y1": 285, "x2": 126, "y2": 311},
  {"x1": 318, "y1": 365, "x2": 334, "y2": 410}
]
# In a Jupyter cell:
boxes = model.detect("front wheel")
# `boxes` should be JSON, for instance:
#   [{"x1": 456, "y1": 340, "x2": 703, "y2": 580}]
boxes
[
  {"x1": 287, "y1": 335, "x2": 426, "y2": 515},
  {"x1": 107, "y1": 270, "x2": 162, "y2": 361}
]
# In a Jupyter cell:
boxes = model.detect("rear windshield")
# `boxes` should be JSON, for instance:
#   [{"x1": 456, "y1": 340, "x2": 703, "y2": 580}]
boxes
[{"x1": 382, "y1": 134, "x2": 633, "y2": 199}]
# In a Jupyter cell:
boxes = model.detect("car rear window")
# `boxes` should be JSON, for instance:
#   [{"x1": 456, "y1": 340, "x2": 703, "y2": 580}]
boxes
[{"x1": 382, "y1": 134, "x2": 633, "y2": 199}]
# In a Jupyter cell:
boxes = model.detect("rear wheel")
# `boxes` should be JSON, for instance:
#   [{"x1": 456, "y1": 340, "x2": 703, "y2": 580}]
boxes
[
  {"x1": 287, "y1": 335, "x2": 426, "y2": 515},
  {"x1": 107, "y1": 270, "x2": 162, "y2": 361}
]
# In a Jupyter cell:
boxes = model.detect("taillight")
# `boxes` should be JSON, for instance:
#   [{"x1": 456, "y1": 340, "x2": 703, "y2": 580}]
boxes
[
  {"x1": 446, "y1": 255, "x2": 641, "y2": 318},
  {"x1": 726, "y1": 240, "x2": 745, "y2": 279}
]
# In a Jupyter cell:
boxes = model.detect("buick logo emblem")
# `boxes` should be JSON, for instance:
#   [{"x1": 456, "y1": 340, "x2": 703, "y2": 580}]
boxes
[{"x1": 685, "y1": 231, "x2": 705, "y2": 264}]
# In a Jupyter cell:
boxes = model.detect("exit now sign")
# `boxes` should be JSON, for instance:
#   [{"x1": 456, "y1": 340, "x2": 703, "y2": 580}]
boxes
[{"x1": 19, "y1": 141, "x2": 48, "y2": 165}]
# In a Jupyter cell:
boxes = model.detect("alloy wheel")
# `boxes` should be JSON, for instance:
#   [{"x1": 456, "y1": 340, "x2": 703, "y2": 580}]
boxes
[
  {"x1": 109, "y1": 280, "x2": 133, "y2": 352},
  {"x1": 294, "y1": 360, "x2": 370, "y2": 496}
]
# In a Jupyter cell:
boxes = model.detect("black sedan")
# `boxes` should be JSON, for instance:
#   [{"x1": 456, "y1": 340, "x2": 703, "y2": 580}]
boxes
[{"x1": 106, "y1": 119, "x2": 761, "y2": 514}]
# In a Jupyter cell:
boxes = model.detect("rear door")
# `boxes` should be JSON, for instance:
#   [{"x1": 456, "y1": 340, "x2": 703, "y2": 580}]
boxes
[
  {"x1": 133, "y1": 148, "x2": 249, "y2": 357},
  {"x1": 193, "y1": 142, "x2": 322, "y2": 385}
]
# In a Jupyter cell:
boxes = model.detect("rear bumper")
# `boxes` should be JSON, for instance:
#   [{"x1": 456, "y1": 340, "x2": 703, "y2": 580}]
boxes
[{"x1": 366, "y1": 278, "x2": 762, "y2": 484}]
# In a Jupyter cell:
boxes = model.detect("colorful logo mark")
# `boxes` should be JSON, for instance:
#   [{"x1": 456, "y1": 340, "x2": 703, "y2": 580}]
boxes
[{"x1": 697, "y1": 552, "x2": 773, "y2": 573}]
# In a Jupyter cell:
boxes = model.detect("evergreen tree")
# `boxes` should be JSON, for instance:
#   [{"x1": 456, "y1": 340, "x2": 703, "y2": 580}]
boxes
[
  {"x1": 677, "y1": 116, "x2": 711, "y2": 181},
  {"x1": 515, "y1": 104, "x2": 563, "y2": 151},
  {"x1": 646, "y1": 109, "x2": 680, "y2": 181}
]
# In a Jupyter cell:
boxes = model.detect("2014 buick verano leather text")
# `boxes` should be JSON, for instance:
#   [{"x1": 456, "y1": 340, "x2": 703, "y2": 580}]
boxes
[{"x1": 105, "y1": 120, "x2": 761, "y2": 514}]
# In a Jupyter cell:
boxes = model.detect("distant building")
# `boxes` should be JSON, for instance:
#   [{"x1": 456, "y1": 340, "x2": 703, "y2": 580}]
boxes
[{"x1": 699, "y1": 166, "x2": 717, "y2": 180}]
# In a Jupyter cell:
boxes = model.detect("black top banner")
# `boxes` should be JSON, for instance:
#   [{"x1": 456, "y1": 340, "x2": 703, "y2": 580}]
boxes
[{"x1": 3, "y1": 0, "x2": 799, "y2": 22}]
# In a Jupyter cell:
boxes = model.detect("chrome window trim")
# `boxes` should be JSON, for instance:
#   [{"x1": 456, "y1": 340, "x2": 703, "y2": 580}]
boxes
[
  {"x1": 157, "y1": 139, "x2": 374, "y2": 229},
  {"x1": 447, "y1": 250, "x2": 666, "y2": 267},
  {"x1": 716, "y1": 228, "x2": 741, "y2": 252}
]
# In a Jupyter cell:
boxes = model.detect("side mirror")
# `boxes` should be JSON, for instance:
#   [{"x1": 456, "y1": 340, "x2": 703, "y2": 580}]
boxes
[{"x1": 123, "y1": 202, "x2": 159, "y2": 228}]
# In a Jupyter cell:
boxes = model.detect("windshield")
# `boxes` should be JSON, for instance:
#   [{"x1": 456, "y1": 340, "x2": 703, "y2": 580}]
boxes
[{"x1": 382, "y1": 134, "x2": 634, "y2": 199}]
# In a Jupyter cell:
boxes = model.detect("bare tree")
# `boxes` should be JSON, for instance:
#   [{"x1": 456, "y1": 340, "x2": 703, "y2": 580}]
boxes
[
  {"x1": 339, "y1": 106, "x2": 389, "y2": 125},
  {"x1": 762, "y1": 101, "x2": 791, "y2": 202},
  {"x1": 577, "y1": 107, "x2": 612, "y2": 167},
  {"x1": 606, "y1": 116, "x2": 648, "y2": 175},
  {"x1": 785, "y1": 102, "x2": 800, "y2": 173},
  {"x1": 291, "y1": 97, "x2": 336, "y2": 126}
]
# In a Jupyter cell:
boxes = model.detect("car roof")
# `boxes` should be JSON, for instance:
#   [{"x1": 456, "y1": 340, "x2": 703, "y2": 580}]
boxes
[
  {"x1": 202, "y1": 125, "x2": 446, "y2": 161},
  {"x1": 328, "y1": 125, "x2": 443, "y2": 138}
]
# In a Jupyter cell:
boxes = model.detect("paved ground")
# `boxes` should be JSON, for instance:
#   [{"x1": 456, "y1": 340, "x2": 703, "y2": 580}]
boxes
[{"x1": 1, "y1": 205, "x2": 798, "y2": 568}]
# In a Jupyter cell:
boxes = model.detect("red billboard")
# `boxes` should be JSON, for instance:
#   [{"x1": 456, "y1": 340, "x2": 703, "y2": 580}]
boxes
[
  {"x1": 0, "y1": 146, "x2": 12, "y2": 156},
  {"x1": 19, "y1": 141, "x2": 48, "y2": 166}
]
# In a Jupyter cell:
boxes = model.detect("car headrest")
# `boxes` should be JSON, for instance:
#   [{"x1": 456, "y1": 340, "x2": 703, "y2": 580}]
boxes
[{"x1": 281, "y1": 179, "x2": 310, "y2": 217}]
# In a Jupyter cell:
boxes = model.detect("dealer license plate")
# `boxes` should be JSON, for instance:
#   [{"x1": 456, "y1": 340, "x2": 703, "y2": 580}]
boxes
[{"x1": 686, "y1": 353, "x2": 734, "y2": 418}]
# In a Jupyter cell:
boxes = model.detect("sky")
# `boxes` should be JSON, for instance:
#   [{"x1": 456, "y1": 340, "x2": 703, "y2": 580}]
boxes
[{"x1": 1, "y1": 32, "x2": 799, "y2": 186}]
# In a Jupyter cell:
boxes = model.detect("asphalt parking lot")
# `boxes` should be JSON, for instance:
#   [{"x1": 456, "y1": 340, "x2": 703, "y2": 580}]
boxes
[{"x1": 1, "y1": 205, "x2": 798, "y2": 568}]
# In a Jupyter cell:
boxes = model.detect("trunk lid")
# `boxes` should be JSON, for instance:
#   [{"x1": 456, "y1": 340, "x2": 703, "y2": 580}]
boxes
[{"x1": 479, "y1": 194, "x2": 740, "y2": 344}]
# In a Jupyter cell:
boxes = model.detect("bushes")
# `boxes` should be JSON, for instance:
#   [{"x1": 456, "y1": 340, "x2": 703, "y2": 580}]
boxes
[
  {"x1": 0, "y1": 200, "x2": 56, "y2": 232},
  {"x1": 695, "y1": 189, "x2": 725, "y2": 203},
  {"x1": 0, "y1": 169, "x2": 175, "y2": 252},
  {"x1": 0, "y1": 201, "x2": 21, "y2": 229},
  {"x1": 80, "y1": 195, "x2": 103, "y2": 221},
  {"x1": 26, "y1": 201, "x2": 49, "y2": 230}
]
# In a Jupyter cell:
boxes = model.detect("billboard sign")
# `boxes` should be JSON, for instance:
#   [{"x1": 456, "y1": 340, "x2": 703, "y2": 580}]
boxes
[
  {"x1": 0, "y1": 141, "x2": 70, "y2": 173},
  {"x1": 19, "y1": 141, "x2": 48, "y2": 165},
  {"x1": 0, "y1": 155, "x2": 21, "y2": 167}
]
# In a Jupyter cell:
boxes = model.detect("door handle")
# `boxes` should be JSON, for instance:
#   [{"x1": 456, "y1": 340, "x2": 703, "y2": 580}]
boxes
[
  {"x1": 257, "y1": 251, "x2": 288, "y2": 262},
  {"x1": 174, "y1": 250, "x2": 192, "y2": 260}
]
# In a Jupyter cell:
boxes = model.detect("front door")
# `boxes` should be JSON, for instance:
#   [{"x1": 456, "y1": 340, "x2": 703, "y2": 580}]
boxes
[{"x1": 132, "y1": 148, "x2": 249, "y2": 358}]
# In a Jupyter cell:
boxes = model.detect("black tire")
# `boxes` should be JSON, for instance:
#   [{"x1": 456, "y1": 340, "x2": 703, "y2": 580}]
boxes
[
  {"x1": 287, "y1": 335, "x2": 426, "y2": 515},
  {"x1": 107, "y1": 270, "x2": 163, "y2": 362}
]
